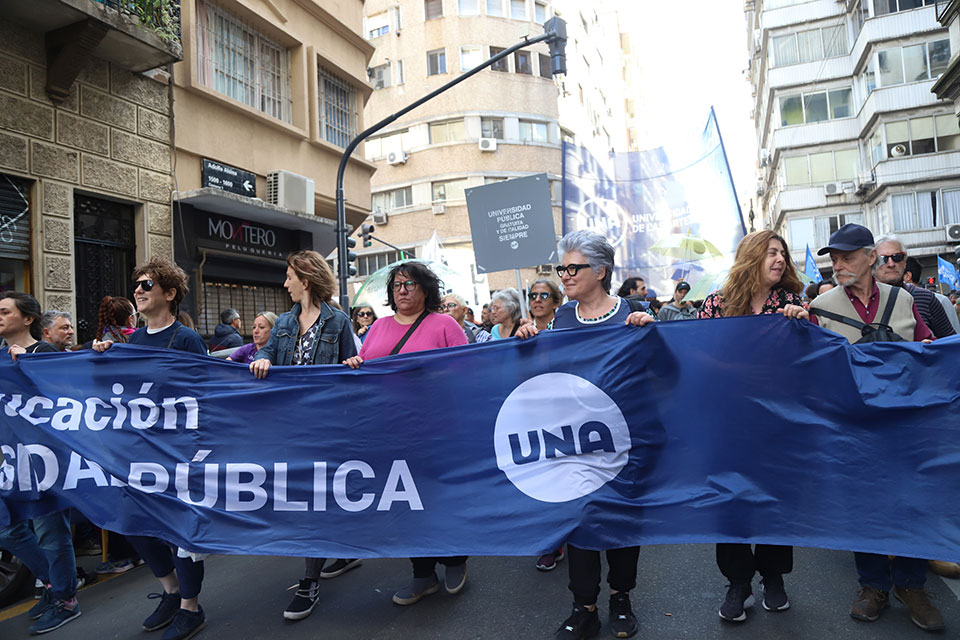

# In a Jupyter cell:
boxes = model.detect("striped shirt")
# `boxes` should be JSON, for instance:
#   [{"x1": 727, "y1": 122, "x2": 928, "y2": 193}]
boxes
[{"x1": 905, "y1": 283, "x2": 957, "y2": 339}]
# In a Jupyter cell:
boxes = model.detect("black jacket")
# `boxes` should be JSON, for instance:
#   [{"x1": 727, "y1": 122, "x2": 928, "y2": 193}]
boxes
[{"x1": 208, "y1": 323, "x2": 242, "y2": 351}]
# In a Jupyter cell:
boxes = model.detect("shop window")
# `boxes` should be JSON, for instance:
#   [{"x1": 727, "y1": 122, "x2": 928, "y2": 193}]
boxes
[
  {"x1": 200, "y1": 281, "x2": 290, "y2": 338},
  {"x1": 0, "y1": 174, "x2": 30, "y2": 294}
]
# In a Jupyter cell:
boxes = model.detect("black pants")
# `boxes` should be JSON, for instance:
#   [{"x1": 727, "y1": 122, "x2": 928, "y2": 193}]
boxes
[
  {"x1": 411, "y1": 556, "x2": 467, "y2": 579},
  {"x1": 716, "y1": 543, "x2": 792, "y2": 583},
  {"x1": 567, "y1": 545, "x2": 640, "y2": 607}
]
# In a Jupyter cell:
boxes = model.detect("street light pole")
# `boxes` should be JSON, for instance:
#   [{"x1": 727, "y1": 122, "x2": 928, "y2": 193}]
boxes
[{"x1": 334, "y1": 17, "x2": 567, "y2": 311}]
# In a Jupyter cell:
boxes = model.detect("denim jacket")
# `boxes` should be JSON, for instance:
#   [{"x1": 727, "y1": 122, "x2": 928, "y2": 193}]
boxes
[{"x1": 254, "y1": 301, "x2": 356, "y2": 366}]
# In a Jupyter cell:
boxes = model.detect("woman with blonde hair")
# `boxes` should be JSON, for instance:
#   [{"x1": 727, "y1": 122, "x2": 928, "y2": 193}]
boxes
[
  {"x1": 698, "y1": 229, "x2": 803, "y2": 623},
  {"x1": 227, "y1": 311, "x2": 278, "y2": 364},
  {"x1": 249, "y1": 250, "x2": 359, "y2": 621}
]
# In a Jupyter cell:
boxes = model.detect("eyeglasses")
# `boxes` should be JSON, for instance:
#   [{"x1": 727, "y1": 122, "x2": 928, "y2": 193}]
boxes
[
  {"x1": 356, "y1": 311, "x2": 374, "y2": 317},
  {"x1": 391, "y1": 280, "x2": 419, "y2": 292},
  {"x1": 555, "y1": 263, "x2": 590, "y2": 277},
  {"x1": 133, "y1": 279, "x2": 155, "y2": 292},
  {"x1": 442, "y1": 302, "x2": 459, "y2": 309},
  {"x1": 529, "y1": 291, "x2": 551, "y2": 301},
  {"x1": 878, "y1": 253, "x2": 906, "y2": 264}
]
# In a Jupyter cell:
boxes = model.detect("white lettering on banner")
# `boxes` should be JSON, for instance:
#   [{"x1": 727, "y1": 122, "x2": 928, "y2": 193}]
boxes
[
  {"x1": 1, "y1": 446, "x2": 424, "y2": 513},
  {"x1": 494, "y1": 373, "x2": 631, "y2": 503},
  {"x1": 0, "y1": 384, "x2": 199, "y2": 432}
]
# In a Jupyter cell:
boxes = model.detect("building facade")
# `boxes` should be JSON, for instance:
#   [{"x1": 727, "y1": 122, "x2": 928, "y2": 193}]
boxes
[
  {"x1": 747, "y1": 0, "x2": 960, "y2": 279},
  {"x1": 170, "y1": 0, "x2": 375, "y2": 336},
  {"x1": 0, "y1": 0, "x2": 183, "y2": 343},
  {"x1": 932, "y1": 1, "x2": 960, "y2": 123},
  {"x1": 355, "y1": 0, "x2": 636, "y2": 308}
]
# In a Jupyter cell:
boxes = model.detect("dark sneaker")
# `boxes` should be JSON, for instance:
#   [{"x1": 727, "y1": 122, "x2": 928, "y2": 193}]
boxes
[
  {"x1": 283, "y1": 578, "x2": 320, "y2": 621},
  {"x1": 143, "y1": 591, "x2": 181, "y2": 631},
  {"x1": 609, "y1": 592, "x2": 638, "y2": 638},
  {"x1": 76, "y1": 567, "x2": 97, "y2": 590},
  {"x1": 392, "y1": 574, "x2": 440, "y2": 605},
  {"x1": 760, "y1": 574, "x2": 790, "y2": 611},
  {"x1": 95, "y1": 558, "x2": 138, "y2": 574},
  {"x1": 28, "y1": 601, "x2": 80, "y2": 635},
  {"x1": 894, "y1": 587, "x2": 945, "y2": 631},
  {"x1": 537, "y1": 548, "x2": 565, "y2": 571},
  {"x1": 319, "y1": 558, "x2": 362, "y2": 579},
  {"x1": 555, "y1": 605, "x2": 601, "y2": 640},
  {"x1": 719, "y1": 582, "x2": 754, "y2": 622},
  {"x1": 850, "y1": 586, "x2": 889, "y2": 622},
  {"x1": 444, "y1": 562, "x2": 467, "y2": 594},
  {"x1": 27, "y1": 587, "x2": 52, "y2": 620},
  {"x1": 161, "y1": 607, "x2": 205, "y2": 640}
]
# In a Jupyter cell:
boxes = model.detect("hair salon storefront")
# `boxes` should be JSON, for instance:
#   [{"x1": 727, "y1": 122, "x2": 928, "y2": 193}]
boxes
[{"x1": 174, "y1": 188, "x2": 337, "y2": 340}]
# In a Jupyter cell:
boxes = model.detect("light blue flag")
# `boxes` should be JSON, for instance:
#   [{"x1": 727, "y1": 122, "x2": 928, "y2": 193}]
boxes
[
  {"x1": 805, "y1": 245, "x2": 823, "y2": 283},
  {"x1": 938, "y1": 256, "x2": 959, "y2": 290}
]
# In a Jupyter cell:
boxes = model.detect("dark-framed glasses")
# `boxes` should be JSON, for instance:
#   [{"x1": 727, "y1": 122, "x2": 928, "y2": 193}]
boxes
[
  {"x1": 555, "y1": 263, "x2": 590, "y2": 277},
  {"x1": 529, "y1": 291, "x2": 551, "y2": 301},
  {"x1": 356, "y1": 311, "x2": 374, "y2": 317},
  {"x1": 442, "y1": 302, "x2": 459, "y2": 310},
  {"x1": 133, "y1": 279, "x2": 155, "y2": 292},
  {"x1": 392, "y1": 280, "x2": 419, "y2": 292},
  {"x1": 878, "y1": 253, "x2": 906, "y2": 264}
]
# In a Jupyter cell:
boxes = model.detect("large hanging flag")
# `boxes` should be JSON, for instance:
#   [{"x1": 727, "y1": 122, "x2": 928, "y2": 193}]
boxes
[
  {"x1": 938, "y1": 256, "x2": 959, "y2": 291},
  {"x1": 805, "y1": 245, "x2": 823, "y2": 283},
  {"x1": 562, "y1": 107, "x2": 745, "y2": 298}
]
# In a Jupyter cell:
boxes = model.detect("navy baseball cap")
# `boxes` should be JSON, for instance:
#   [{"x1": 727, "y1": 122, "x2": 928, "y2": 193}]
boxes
[
  {"x1": 676, "y1": 281, "x2": 690, "y2": 292},
  {"x1": 817, "y1": 223, "x2": 875, "y2": 255}
]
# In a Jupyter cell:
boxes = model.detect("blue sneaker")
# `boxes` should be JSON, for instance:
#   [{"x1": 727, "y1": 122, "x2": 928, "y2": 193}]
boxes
[
  {"x1": 143, "y1": 592, "x2": 181, "y2": 631},
  {"x1": 161, "y1": 607, "x2": 205, "y2": 640},
  {"x1": 28, "y1": 601, "x2": 80, "y2": 635},
  {"x1": 27, "y1": 587, "x2": 52, "y2": 620}
]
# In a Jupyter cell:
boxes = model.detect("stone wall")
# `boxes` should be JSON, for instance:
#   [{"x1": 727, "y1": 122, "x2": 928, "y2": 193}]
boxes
[{"x1": 0, "y1": 19, "x2": 174, "y2": 316}]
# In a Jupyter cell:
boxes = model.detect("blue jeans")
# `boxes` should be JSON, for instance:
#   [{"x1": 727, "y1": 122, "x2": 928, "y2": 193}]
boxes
[
  {"x1": 0, "y1": 511, "x2": 77, "y2": 601},
  {"x1": 854, "y1": 552, "x2": 927, "y2": 591}
]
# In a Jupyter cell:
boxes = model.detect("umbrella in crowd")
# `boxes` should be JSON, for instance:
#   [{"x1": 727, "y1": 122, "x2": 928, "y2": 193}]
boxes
[{"x1": 652, "y1": 233, "x2": 724, "y2": 281}]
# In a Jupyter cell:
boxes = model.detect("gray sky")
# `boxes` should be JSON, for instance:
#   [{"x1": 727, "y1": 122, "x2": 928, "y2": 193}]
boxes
[{"x1": 620, "y1": 0, "x2": 758, "y2": 214}]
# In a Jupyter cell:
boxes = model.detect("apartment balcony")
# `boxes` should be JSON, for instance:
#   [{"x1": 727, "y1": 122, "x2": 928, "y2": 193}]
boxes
[
  {"x1": 857, "y1": 80, "x2": 943, "y2": 131},
  {"x1": 874, "y1": 150, "x2": 960, "y2": 188},
  {"x1": 773, "y1": 117, "x2": 861, "y2": 150},
  {"x1": 894, "y1": 226, "x2": 955, "y2": 254},
  {"x1": 759, "y1": 0, "x2": 843, "y2": 31},
  {"x1": 850, "y1": 5, "x2": 941, "y2": 70},
  {"x1": 767, "y1": 56, "x2": 851, "y2": 92},
  {"x1": 0, "y1": 0, "x2": 182, "y2": 102}
]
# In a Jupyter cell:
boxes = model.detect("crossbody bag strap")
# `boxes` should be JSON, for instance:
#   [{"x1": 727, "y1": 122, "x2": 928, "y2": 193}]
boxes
[
  {"x1": 166, "y1": 324, "x2": 181, "y2": 350},
  {"x1": 390, "y1": 311, "x2": 429, "y2": 355},
  {"x1": 878, "y1": 285, "x2": 900, "y2": 327},
  {"x1": 810, "y1": 307, "x2": 868, "y2": 331}
]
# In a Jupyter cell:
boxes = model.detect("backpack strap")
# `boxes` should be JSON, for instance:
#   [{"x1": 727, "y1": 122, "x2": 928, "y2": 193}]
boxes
[
  {"x1": 810, "y1": 307, "x2": 868, "y2": 332},
  {"x1": 878, "y1": 285, "x2": 900, "y2": 327}
]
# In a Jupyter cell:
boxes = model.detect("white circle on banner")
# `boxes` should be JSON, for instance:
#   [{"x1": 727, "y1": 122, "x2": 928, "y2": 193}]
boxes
[{"x1": 494, "y1": 372, "x2": 631, "y2": 503}]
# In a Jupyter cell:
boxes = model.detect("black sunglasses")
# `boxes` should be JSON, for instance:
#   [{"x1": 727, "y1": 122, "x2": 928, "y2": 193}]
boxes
[
  {"x1": 555, "y1": 263, "x2": 590, "y2": 277},
  {"x1": 529, "y1": 291, "x2": 551, "y2": 301},
  {"x1": 356, "y1": 311, "x2": 374, "y2": 317},
  {"x1": 133, "y1": 279, "x2": 155, "y2": 292},
  {"x1": 878, "y1": 253, "x2": 906, "y2": 264}
]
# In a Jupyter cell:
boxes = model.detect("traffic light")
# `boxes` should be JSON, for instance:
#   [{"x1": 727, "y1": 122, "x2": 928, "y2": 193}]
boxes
[
  {"x1": 345, "y1": 237, "x2": 357, "y2": 277},
  {"x1": 361, "y1": 223, "x2": 375, "y2": 248},
  {"x1": 928, "y1": 277, "x2": 936, "y2": 286}
]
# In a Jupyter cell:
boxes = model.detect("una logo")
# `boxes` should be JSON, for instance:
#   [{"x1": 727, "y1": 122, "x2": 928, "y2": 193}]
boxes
[{"x1": 494, "y1": 373, "x2": 630, "y2": 503}]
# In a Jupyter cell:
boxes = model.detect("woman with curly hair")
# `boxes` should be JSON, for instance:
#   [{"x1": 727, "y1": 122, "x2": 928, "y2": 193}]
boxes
[
  {"x1": 97, "y1": 295, "x2": 137, "y2": 343},
  {"x1": 697, "y1": 229, "x2": 803, "y2": 623}
]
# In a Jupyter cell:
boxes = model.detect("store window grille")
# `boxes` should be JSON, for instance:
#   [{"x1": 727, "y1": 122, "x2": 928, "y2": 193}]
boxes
[{"x1": 200, "y1": 281, "x2": 290, "y2": 338}]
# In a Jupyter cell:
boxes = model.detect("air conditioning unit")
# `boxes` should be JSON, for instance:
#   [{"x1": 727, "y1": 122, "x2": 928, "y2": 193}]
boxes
[
  {"x1": 266, "y1": 170, "x2": 315, "y2": 214},
  {"x1": 387, "y1": 151, "x2": 407, "y2": 165},
  {"x1": 432, "y1": 204, "x2": 445, "y2": 215},
  {"x1": 823, "y1": 182, "x2": 842, "y2": 196},
  {"x1": 891, "y1": 143, "x2": 908, "y2": 157},
  {"x1": 947, "y1": 224, "x2": 960, "y2": 243},
  {"x1": 536, "y1": 264, "x2": 553, "y2": 275},
  {"x1": 479, "y1": 138, "x2": 497, "y2": 152},
  {"x1": 372, "y1": 209, "x2": 388, "y2": 225}
]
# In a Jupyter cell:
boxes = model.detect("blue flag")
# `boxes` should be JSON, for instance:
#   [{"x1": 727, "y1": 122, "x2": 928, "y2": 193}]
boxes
[
  {"x1": 938, "y1": 255, "x2": 959, "y2": 290},
  {"x1": 2, "y1": 321, "x2": 960, "y2": 560},
  {"x1": 805, "y1": 245, "x2": 823, "y2": 283}
]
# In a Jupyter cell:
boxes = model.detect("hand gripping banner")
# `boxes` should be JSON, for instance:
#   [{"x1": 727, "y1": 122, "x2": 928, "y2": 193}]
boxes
[{"x1": 2, "y1": 316, "x2": 960, "y2": 560}]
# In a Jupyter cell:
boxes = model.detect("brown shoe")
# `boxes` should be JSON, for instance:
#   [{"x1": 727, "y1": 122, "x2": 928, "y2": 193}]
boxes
[
  {"x1": 929, "y1": 560, "x2": 960, "y2": 579},
  {"x1": 894, "y1": 587, "x2": 945, "y2": 631},
  {"x1": 850, "y1": 586, "x2": 890, "y2": 622}
]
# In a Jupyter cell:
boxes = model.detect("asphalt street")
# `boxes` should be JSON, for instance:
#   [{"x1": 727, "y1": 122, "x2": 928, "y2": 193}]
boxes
[{"x1": 2, "y1": 545, "x2": 959, "y2": 639}]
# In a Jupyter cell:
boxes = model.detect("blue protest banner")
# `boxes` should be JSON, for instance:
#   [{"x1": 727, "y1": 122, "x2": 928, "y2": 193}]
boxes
[
  {"x1": 2, "y1": 319, "x2": 960, "y2": 561},
  {"x1": 938, "y1": 255, "x2": 959, "y2": 290}
]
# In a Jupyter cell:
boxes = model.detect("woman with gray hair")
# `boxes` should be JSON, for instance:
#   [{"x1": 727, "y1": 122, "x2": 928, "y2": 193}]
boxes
[
  {"x1": 516, "y1": 229, "x2": 654, "y2": 640},
  {"x1": 489, "y1": 288, "x2": 523, "y2": 339}
]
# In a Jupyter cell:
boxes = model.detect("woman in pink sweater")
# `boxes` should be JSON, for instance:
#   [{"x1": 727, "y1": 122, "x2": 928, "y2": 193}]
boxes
[{"x1": 344, "y1": 261, "x2": 467, "y2": 605}]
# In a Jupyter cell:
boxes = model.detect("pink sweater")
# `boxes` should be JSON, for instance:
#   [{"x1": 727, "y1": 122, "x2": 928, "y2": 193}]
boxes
[{"x1": 358, "y1": 313, "x2": 467, "y2": 361}]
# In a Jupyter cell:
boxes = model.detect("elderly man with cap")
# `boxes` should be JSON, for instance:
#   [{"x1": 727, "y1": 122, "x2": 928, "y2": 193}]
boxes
[
  {"x1": 657, "y1": 281, "x2": 696, "y2": 322},
  {"x1": 780, "y1": 223, "x2": 940, "y2": 631}
]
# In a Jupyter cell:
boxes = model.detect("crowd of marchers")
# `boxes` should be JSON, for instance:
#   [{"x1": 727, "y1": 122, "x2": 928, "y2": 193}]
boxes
[{"x1": 0, "y1": 223, "x2": 958, "y2": 639}]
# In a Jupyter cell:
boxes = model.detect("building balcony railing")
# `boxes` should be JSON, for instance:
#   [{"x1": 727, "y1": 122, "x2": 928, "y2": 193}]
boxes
[
  {"x1": 759, "y1": 0, "x2": 843, "y2": 31},
  {"x1": 873, "y1": 150, "x2": 960, "y2": 189}
]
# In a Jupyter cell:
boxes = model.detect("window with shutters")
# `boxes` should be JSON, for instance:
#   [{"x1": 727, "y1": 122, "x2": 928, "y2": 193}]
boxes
[{"x1": 425, "y1": 0, "x2": 443, "y2": 20}]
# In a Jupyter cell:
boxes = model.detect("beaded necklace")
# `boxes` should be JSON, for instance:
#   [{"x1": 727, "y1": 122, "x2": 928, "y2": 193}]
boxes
[{"x1": 575, "y1": 297, "x2": 621, "y2": 324}]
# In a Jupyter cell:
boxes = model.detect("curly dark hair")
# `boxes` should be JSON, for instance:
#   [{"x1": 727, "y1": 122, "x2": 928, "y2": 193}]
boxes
[
  {"x1": 133, "y1": 257, "x2": 189, "y2": 315},
  {"x1": 385, "y1": 261, "x2": 443, "y2": 313}
]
